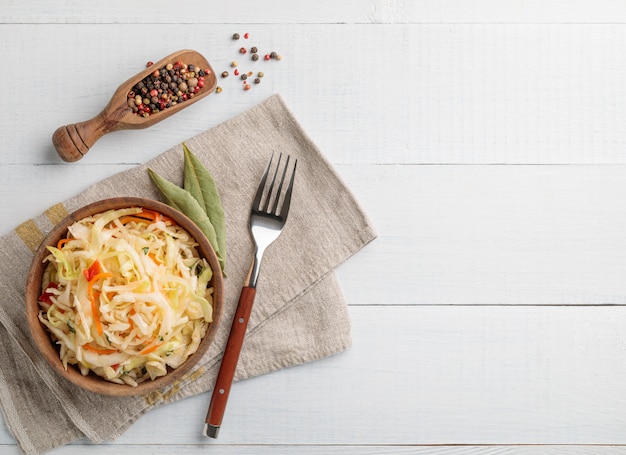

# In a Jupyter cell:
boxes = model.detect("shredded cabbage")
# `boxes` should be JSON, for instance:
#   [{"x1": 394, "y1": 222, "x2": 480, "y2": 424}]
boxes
[{"x1": 38, "y1": 207, "x2": 214, "y2": 386}]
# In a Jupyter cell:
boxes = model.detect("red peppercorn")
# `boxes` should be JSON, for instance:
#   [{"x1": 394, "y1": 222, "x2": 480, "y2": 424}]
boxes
[
  {"x1": 244, "y1": 33, "x2": 249, "y2": 39},
  {"x1": 146, "y1": 61, "x2": 154, "y2": 67},
  {"x1": 239, "y1": 47, "x2": 247, "y2": 54},
  {"x1": 244, "y1": 84, "x2": 251, "y2": 90},
  {"x1": 264, "y1": 54, "x2": 271, "y2": 60},
  {"x1": 234, "y1": 68, "x2": 240, "y2": 76},
  {"x1": 150, "y1": 89, "x2": 158, "y2": 97},
  {"x1": 198, "y1": 80, "x2": 205, "y2": 88}
]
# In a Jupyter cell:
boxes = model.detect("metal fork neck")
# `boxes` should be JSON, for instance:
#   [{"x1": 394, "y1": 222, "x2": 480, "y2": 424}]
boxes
[{"x1": 246, "y1": 246, "x2": 265, "y2": 288}]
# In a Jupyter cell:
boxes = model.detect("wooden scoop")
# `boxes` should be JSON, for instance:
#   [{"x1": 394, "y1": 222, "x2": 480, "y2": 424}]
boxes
[{"x1": 52, "y1": 49, "x2": 217, "y2": 162}]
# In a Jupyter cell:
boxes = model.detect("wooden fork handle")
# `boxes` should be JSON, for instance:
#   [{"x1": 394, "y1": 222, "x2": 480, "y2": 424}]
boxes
[{"x1": 205, "y1": 286, "x2": 257, "y2": 438}]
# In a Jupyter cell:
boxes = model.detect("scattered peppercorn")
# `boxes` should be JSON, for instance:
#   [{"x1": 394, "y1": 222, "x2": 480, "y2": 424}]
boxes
[
  {"x1": 146, "y1": 61, "x2": 154, "y2": 67},
  {"x1": 221, "y1": 71, "x2": 229, "y2": 78},
  {"x1": 231, "y1": 61, "x2": 238, "y2": 67},
  {"x1": 252, "y1": 54, "x2": 259, "y2": 61},
  {"x1": 244, "y1": 84, "x2": 251, "y2": 90},
  {"x1": 251, "y1": 47, "x2": 258, "y2": 53},
  {"x1": 234, "y1": 68, "x2": 240, "y2": 76},
  {"x1": 216, "y1": 86, "x2": 223, "y2": 93},
  {"x1": 241, "y1": 74, "x2": 247, "y2": 80},
  {"x1": 264, "y1": 54, "x2": 271, "y2": 60},
  {"x1": 270, "y1": 52, "x2": 277, "y2": 59},
  {"x1": 258, "y1": 71, "x2": 264, "y2": 78},
  {"x1": 254, "y1": 77, "x2": 261, "y2": 84},
  {"x1": 232, "y1": 33, "x2": 240, "y2": 40},
  {"x1": 239, "y1": 47, "x2": 247, "y2": 54},
  {"x1": 244, "y1": 33, "x2": 249, "y2": 39},
  {"x1": 276, "y1": 54, "x2": 282, "y2": 61}
]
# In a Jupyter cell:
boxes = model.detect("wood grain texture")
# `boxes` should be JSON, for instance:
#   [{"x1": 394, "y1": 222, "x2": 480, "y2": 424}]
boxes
[
  {"x1": 2, "y1": 306, "x2": 626, "y2": 452},
  {"x1": 5, "y1": 0, "x2": 626, "y2": 24},
  {"x1": 4, "y1": 1, "x2": 626, "y2": 454},
  {"x1": 5, "y1": 24, "x2": 626, "y2": 167}
]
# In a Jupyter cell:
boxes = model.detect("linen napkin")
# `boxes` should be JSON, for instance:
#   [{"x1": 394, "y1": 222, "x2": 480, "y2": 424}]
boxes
[{"x1": 0, "y1": 93, "x2": 376, "y2": 454}]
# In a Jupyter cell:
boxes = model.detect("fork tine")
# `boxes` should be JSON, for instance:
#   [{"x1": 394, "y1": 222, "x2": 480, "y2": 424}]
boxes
[
  {"x1": 278, "y1": 157, "x2": 297, "y2": 218},
  {"x1": 252, "y1": 152, "x2": 274, "y2": 211},
  {"x1": 270, "y1": 155, "x2": 291, "y2": 215},
  {"x1": 262, "y1": 153, "x2": 282, "y2": 212}
]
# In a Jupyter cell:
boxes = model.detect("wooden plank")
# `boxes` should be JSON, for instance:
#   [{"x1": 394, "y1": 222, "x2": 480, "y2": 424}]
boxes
[
  {"x1": 7, "y1": 163, "x2": 626, "y2": 306},
  {"x1": 5, "y1": 0, "x2": 626, "y2": 24},
  {"x1": 1, "y1": 444, "x2": 626, "y2": 455},
  {"x1": 3, "y1": 24, "x2": 626, "y2": 166},
  {"x1": 4, "y1": 305, "x2": 626, "y2": 448},
  {"x1": 337, "y1": 163, "x2": 626, "y2": 306}
]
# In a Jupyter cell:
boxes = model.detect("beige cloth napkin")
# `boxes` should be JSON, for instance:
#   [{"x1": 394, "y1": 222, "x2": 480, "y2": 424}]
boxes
[{"x1": 0, "y1": 94, "x2": 376, "y2": 454}]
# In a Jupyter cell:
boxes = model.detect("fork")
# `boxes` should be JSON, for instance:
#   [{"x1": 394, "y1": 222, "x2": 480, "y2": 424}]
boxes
[{"x1": 204, "y1": 152, "x2": 297, "y2": 438}]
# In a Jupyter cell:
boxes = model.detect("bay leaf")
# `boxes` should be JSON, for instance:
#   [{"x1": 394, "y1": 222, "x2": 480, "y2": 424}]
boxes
[
  {"x1": 148, "y1": 168, "x2": 225, "y2": 270},
  {"x1": 182, "y1": 143, "x2": 227, "y2": 267}
]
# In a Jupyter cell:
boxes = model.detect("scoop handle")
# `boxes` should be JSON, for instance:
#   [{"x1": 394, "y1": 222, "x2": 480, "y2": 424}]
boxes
[{"x1": 52, "y1": 101, "x2": 129, "y2": 162}]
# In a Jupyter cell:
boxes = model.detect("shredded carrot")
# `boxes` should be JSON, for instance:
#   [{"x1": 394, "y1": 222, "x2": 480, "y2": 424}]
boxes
[
  {"x1": 57, "y1": 238, "x2": 70, "y2": 249},
  {"x1": 90, "y1": 291, "x2": 104, "y2": 335},
  {"x1": 118, "y1": 215, "x2": 151, "y2": 225},
  {"x1": 127, "y1": 308, "x2": 136, "y2": 331},
  {"x1": 139, "y1": 208, "x2": 176, "y2": 226},
  {"x1": 139, "y1": 343, "x2": 161, "y2": 355},
  {"x1": 82, "y1": 344, "x2": 117, "y2": 355},
  {"x1": 148, "y1": 252, "x2": 161, "y2": 264},
  {"x1": 87, "y1": 272, "x2": 112, "y2": 336},
  {"x1": 118, "y1": 210, "x2": 176, "y2": 227}
]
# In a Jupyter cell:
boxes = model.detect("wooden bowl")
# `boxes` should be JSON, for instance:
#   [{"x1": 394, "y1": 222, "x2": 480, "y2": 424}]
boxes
[{"x1": 25, "y1": 197, "x2": 223, "y2": 396}]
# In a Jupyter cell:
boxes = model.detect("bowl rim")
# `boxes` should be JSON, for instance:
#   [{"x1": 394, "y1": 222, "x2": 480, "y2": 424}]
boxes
[{"x1": 24, "y1": 196, "x2": 224, "y2": 396}]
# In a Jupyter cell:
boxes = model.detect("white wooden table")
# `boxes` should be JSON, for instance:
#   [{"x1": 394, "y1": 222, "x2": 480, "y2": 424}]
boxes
[{"x1": 4, "y1": 1, "x2": 626, "y2": 453}]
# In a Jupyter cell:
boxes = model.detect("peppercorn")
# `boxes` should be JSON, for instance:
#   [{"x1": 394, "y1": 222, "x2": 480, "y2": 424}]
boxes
[
  {"x1": 232, "y1": 33, "x2": 240, "y2": 40},
  {"x1": 254, "y1": 77, "x2": 261, "y2": 84},
  {"x1": 244, "y1": 33, "x2": 249, "y2": 39},
  {"x1": 270, "y1": 52, "x2": 277, "y2": 59},
  {"x1": 252, "y1": 54, "x2": 259, "y2": 61},
  {"x1": 231, "y1": 61, "x2": 238, "y2": 67},
  {"x1": 264, "y1": 54, "x2": 271, "y2": 60},
  {"x1": 257, "y1": 71, "x2": 264, "y2": 78},
  {"x1": 234, "y1": 68, "x2": 240, "y2": 76},
  {"x1": 276, "y1": 54, "x2": 282, "y2": 60},
  {"x1": 250, "y1": 46, "x2": 258, "y2": 53},
  {"x1": 244, "y1": 84, "x2": 251, "y2": 90},
  {"x1": 146, "y1": 61, "x2": 154, "y2": 67},
  {"x1": 239, "y1": 47, "x2": 247, "y2": 54},
  {"x1": 241, "y1": 74, "x2": 247, "y2": 80},
  {"x1": 216, "y1": 86, "x2": 223, "y2": 93}
]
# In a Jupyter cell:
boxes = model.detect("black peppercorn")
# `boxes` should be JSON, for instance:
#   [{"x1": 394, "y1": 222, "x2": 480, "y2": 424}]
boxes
[
  {"x1": 252, "y1": 54, "x2": 259, "y2": 61},
  {"x1": 270, "y1": 51, "x2": 277, "y2": 59},
  {"x1": 251, "y1": 46, "x2": 258, "y2": 53},
  {"x1": 232, "y1": 33, "x2": 240, "y2": 40},
  {"x1": 254, "y1": 77, "x2": 261, "y2": 84},
  {"x1": 241, "y1": 74, "x2": 248, "y2": 80},
  {"x1": 221, "y1": 71, "x2": 229, "y2": 78}
]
